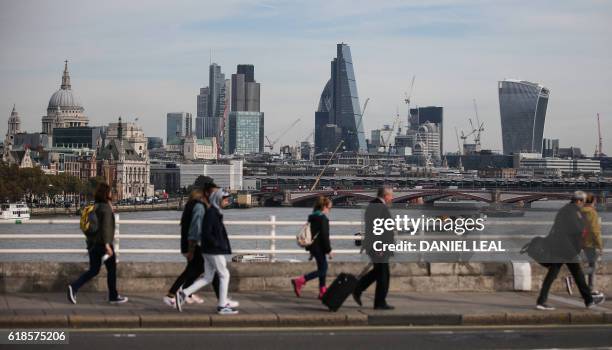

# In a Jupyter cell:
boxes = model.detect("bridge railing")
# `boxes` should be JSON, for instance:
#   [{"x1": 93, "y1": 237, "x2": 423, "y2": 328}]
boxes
[{"x1": 0, "y1": 216, "x2": 611, "y2": 261}]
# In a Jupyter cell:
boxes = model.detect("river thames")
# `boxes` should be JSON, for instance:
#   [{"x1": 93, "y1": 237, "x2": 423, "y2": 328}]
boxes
[{"x1": 1, "y1": 201, "x2": 610, "y2": 262}]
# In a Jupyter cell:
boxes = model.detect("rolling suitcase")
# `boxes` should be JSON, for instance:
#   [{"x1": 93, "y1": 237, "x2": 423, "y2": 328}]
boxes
[{"x1": 321, "y1": 273, "x2": 358, "y2": 312}]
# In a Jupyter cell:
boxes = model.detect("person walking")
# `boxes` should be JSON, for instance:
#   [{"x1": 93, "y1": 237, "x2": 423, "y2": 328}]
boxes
[
  {"x1": 535, "y1": 191, "x2": 605, "y2": 310},
  {"x1": 353, "y1": 186, "x2": 395, "y2": 310},
  {"x1": 163, "y1": 177, "x2": 220, "y2": 307},
  {"x1": 176, "y1": 189, "x2": 239, "y2": 315},
  {"x1": 581, "y1": 193, "x2": 604, "y2": 297},
  {"x1": 291, "y1": 196, "x2": 334, "y2": 299},
  {"x1": 67, "y1": 183, "x2": 128, "y2": 304}
]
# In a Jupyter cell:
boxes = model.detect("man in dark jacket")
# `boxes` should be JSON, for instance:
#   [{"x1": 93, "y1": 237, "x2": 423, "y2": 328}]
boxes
[
  {"x1": 353, "y1": 186, "x2": 395, "y2": 310},
  {"x1": 536, "y1": 191, "x2": 605, "y2": 310}
]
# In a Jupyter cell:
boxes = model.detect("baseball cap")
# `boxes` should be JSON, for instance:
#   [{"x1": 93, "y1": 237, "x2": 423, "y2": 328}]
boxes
[{"x1": 193, "y1": 176, "x2": 218, "y2": 190}]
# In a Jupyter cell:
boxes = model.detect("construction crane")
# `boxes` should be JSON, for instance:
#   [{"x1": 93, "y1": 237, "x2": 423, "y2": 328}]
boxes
[
  {"x1": 380, "y1": 110, "x2": 401, "y2": 153},
  {"x1": 355, "y1": 97, "x2": 370, "y2": 132},
  {"x1": 472, "y1": 99, "x2": 485, "y2": 148},
  {"x1": 264, "y1": 118, "x2": 301, "y2": 151},
  {"x1": 404, "y1": 75, "x2": 416, "y2": 128},
  {"x1": 310, "y1": 140, "x2": 344, "y2": 191},
  {"x1": 454, "y1": 127, "x2": 462, "y2": 154},
  {"x1": 595, "y1": 113, "x2": 605, "y2": 157},
  {"x1": 304, "y1": 130, "x2": 314, "y2": 143}
]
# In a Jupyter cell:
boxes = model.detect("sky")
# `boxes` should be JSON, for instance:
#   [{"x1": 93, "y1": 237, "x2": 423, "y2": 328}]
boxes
[{"x1": 1, "y1": 0, "x2": 611, "y2": 155}]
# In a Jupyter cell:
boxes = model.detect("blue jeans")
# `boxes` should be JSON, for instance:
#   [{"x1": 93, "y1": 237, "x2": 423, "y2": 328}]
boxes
[
  {"x1": 304, "y1": 251, "x2": 327, "y2": 287},
  {"x1": 70, "y1": 244, "x2": 118, "y2": 300}
]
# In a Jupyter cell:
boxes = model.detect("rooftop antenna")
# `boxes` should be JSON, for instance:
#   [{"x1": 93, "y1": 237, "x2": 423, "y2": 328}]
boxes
[{"x1": 209, "y1": 48, "x2": 212, "y2": 66}]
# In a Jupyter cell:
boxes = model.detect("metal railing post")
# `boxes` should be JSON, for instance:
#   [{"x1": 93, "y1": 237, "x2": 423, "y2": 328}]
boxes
[
  {"x1": 270, "y1": 215, "x2": 276, "y2": 262},
  {"x1": 114, "y1": 213, "x2": 120, "y2": 262}
]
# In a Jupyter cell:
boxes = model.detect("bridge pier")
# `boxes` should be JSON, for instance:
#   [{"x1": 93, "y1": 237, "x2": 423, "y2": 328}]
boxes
[
  {"x1": 282, "y1": 191, "x2": 292, "y2": 206},
  {"x1": 490, "y1": 190, "x2": 501, "y2": 204}
]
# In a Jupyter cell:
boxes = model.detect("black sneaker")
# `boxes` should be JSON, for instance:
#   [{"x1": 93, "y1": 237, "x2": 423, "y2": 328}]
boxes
[
  {"x1": 536, "y1": 304, "x2": 555, "y2": 311},
  {"x1": 587, "y1": 295, "x2": 605, "y2": 308},
  {"x1": 175, "y1": 288, "x2": 186, "y2": 312},
  {"x1": 67, "y1": 285, "x2": 76, "y2": 304},
  {"x1": 374, "y1": 304, "x2": 395, "y2": 310},
  {"x1": 109, "y1": 295, "x2": 128, "y2": 304}
]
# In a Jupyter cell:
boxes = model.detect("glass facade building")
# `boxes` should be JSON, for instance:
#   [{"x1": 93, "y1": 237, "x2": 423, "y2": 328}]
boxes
[
  {"x1": 166, "y1": 112, "x2": 190, "y2": 144},
  {"x1": 196, "y1": 87, "x2": 209, "y2": 139},
  {"x1": 228, "y1": 111, "x2": 264, "y2": 154},
  {"x1": 52, "y1": 127, "x2": 102, "y2": 149},
  {"x1": 498, "y1": 79, "x2": 549, "y2": 154},
  {"x1": 314, "y1": 43, "x2": 366, "y2": 154}
]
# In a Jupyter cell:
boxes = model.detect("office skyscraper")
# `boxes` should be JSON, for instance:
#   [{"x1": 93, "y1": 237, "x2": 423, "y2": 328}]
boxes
[
  {"x1": 166, "y1": 112, "x2": 191, "y2": 144},
  {"x1": 196, "y1": 87, "x2": 209, "y2": 139},
  {"x1": 228, "y1": 111, "x2": 264, "y2": 154},
  {"x1": 231, "y1": 64, "x2": 260, "y2": 112},
  {"x1": 208, "y1": 63, "x2": 225, "y2": 120},
  {"x1": 498, "y1": 79, "x2": 549, "y2": 154},
  {"x1": 196, "y1": 64, "x2": 228, "y2": 152},
  {"x1": 228, "y1": 64, "x2": 264, "y2": 154},
  {"x1": 314, "y1": 43, "x2": 366, "y2": 154},
  {"x1": 237, "y1": 64, "x2": 254, "y2": 83}
]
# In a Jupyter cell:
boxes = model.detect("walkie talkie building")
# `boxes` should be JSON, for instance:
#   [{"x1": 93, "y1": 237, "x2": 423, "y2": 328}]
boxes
[{"x1": 498, "y1": 79, "x2": 550, "y2": 155}]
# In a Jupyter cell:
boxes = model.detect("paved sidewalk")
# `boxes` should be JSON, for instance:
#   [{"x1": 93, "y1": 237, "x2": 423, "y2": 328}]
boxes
[{"x1": 1, "y1": 291, "x2": 611, "y2": 328}]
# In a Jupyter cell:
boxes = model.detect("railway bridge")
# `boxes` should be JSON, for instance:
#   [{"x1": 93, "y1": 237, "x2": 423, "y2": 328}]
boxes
[{"x1": 281, "y1": 189, "x2": 612, "y2": 207}]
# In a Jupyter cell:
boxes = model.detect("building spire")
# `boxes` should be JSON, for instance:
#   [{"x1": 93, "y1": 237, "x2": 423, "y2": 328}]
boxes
[
  {"x1": 61, "y1": 60, "x2": 71, "y2": 90},
  {"x1": 118, "y1": 116, "x2": 123, "y2": 140}
]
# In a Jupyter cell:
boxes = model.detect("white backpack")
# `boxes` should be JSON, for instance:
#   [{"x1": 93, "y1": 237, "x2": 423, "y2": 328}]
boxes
[{"x1": 296, "y1": 222, "x2": 318, "y2": 248}]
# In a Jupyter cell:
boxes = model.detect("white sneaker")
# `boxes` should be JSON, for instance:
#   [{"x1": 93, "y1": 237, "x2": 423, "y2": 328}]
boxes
[
  {"x1": 225, "y1": 299, "x2": 240, "y2": 308},
  {"x1": 536, "y1": 304, "x2": 555, "y2": 311},
  {"x1": 163, "y1": 296, "x2": 175, "y2": 308},
  {"x1": 189, "y1": 294, "x2": 204, "y2": 304},
  {"x1": 217, "y1": 306, "x2": 239, "y2": 315}
]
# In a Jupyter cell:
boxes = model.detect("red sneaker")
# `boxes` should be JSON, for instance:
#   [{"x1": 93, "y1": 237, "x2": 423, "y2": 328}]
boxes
[
  {"x1": 318, "y1": 286, "x2": 327, "y2": 300},
  {"x1": 291, "y1": 276, "x2": 306, "y2": 297}
]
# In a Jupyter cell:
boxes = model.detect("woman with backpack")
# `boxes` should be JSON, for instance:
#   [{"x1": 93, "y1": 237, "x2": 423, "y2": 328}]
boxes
[
  {"x1": 291, "y1": 196, "x2": 334, "y2": 299},
  {"x1": 67, "y1": 183, "x2": 128, "y2": 304}
]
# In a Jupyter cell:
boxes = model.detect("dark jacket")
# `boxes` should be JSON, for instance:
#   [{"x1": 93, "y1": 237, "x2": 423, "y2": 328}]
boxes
[
  {"x1": 363, "y1": 198, "x2": 394, "y2": 262},
  {"x1": 180, "y1": 199, "x2": 202, "y2": 253},
  {"x1": 89, "y1": 201, "x2": 115, "y2": 247},
  {"x1": 546, "y1": 202, "x2": 585, "y2": 262},
  {"x1": 306, "y1": 212, "x2": 331, "y2": 255},
  {"x1": 200, "y1": 206, "x2": 232, "y2": 255}
]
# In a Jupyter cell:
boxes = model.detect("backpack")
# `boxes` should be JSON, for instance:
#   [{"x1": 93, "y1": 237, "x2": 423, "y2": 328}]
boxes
[
  {"x1": 80, "y1": 204, "x2": 99, "y2": 238},
  {"x1": 296, "y1": 222, "x2": 318, "y2": 248}
]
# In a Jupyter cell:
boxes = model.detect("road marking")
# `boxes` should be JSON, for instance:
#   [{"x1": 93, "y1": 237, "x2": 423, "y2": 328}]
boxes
[
  {"x1": 66, "y1": 324, "x2": 612, "y2": 334},
  {"x1": 548, "y1": 294, "x2": 611, "y2": 312}
]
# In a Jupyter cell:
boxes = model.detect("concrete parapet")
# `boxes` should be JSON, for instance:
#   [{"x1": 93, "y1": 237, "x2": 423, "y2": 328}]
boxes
[{"x1": 1, "y1": 261, "x2": 611, "y2": 294}]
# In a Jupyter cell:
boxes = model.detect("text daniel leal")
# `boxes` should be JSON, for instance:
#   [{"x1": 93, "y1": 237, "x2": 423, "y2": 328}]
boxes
[{"x1": 373, "y1": 240, "x2": 506, "y2": 252}]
